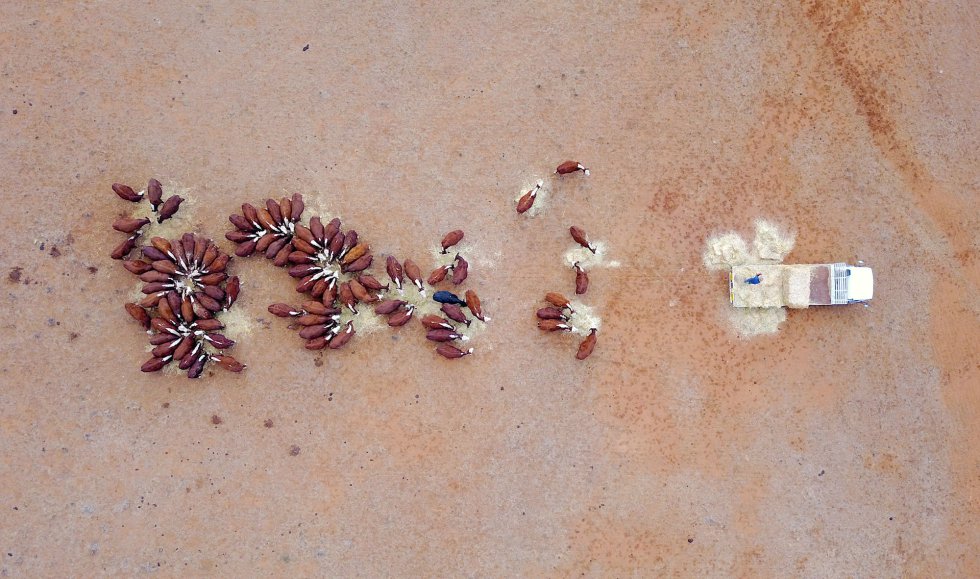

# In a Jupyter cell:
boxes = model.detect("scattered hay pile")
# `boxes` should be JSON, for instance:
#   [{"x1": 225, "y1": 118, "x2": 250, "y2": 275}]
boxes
[
  {"x1": 753, "y1": 219, "x2": 795, "y2": 261},
  {"x1": 564, "y1": 241, "x2": 615, "y2": 270},
  {"x1": 567, "y1": 300, "x2": 601, "y2": 336},
  {"x1": 727, "y1": 307, "x2": 787, "y2": 338},
  {"x1": 703, "y1": 220, "x2": 795, "y2": 272},
  {"x1": 702, "y1": 233, "x2": 752, "y2": 271},
  {"x1": 219, "y1": 306, "x2": 257, "y2": 340}
]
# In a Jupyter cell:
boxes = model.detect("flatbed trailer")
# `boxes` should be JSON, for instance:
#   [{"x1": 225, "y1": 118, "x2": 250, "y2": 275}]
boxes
[{"x1": 730, "y1": 263, "x2": 873, "y2": 308}]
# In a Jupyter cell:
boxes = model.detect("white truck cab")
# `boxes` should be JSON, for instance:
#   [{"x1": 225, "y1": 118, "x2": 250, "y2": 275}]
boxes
[{"x1": 844, "y1": 266, "x2": 874, "y2": 302}]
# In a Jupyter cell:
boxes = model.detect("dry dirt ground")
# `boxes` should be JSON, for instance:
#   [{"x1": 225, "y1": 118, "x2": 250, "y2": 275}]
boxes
[{"x1": 1, "y1": 2, "x2": 977, "y2": 576}]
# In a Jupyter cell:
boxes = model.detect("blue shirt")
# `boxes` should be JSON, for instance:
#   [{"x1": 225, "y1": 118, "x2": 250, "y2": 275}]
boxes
[{"x1": 745, "y1": 275, "x2": 762, "y2": 285}]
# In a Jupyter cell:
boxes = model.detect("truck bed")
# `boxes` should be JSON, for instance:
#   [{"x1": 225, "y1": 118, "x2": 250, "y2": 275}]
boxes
[
  {"x1": 730, "y1": 265, "x2": 792, "y2": 308},
  {"x1": 730, "y1": 264, "x2": 838, "y2": 308},
  {"x1": 808, "y1": 265, "x2": 832, "y2": 305}
]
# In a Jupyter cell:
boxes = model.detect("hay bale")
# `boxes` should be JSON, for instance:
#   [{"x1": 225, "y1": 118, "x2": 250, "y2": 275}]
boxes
[{"x1": 784, "y1": 266, "x2": 812, "y2": 309}]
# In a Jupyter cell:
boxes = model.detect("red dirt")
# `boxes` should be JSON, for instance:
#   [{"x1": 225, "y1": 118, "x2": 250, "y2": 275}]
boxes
[{"x1": 0, "y1": 1, "x2": 976, "y2": 576}]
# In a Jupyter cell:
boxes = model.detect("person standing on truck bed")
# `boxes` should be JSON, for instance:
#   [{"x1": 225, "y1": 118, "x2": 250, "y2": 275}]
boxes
[{"x1": 744, "y1": 273, "x2": 763, "y2": 285}]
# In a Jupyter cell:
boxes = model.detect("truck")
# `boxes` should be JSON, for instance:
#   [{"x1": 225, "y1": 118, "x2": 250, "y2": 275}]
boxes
[{"x1": 730, "y1": 263, "x2": 873, "y2": 308}]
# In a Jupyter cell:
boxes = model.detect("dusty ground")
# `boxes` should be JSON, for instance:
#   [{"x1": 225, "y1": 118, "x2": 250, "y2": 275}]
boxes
[{"x1": 1, "y1": 1, "x2": 977, "y2": 576}]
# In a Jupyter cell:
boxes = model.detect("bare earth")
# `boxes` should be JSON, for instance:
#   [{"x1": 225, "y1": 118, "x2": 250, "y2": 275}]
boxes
[{"x1": 1, "y1": 2, "x2": 977, "y2": 576}]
